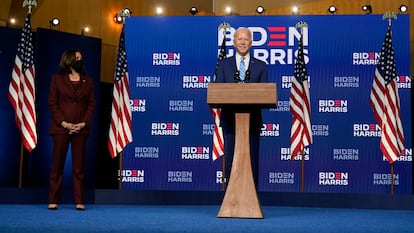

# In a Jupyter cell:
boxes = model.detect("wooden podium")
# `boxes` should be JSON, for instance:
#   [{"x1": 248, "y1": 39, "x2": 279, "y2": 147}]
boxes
[{"x1": 207, "y1": 83, "x2": 277, "y2": 219}]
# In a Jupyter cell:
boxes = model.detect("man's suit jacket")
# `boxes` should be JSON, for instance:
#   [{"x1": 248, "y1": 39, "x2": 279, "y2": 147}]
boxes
[
  {"x1": 48, "y1": 73, "x2": 95, "y2": 135},
  {"x1": 214, "y1": 55, "x2": 268, "y2": 131}
]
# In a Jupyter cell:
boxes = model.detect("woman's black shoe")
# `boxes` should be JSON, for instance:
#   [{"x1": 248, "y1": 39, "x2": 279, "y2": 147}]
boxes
[
  {"x1": 76, "y1": 204, "x2": 86, "y2": 211},
  {"x1": 48, "y1": 204, "x2": 58, "y2": 210}
]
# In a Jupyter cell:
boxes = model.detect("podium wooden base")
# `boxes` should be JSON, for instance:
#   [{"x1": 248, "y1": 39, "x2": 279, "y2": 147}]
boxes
[{"x1": 217, "y1": 113, "x2": 264, "y2": 219}]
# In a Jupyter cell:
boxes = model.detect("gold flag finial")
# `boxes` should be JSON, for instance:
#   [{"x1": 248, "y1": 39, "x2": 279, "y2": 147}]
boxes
[
  {"x1": 295, "y1": 21, "x2": 308, "y2": 29},
  {"x1": 219, "y1": 22, "x2": 231, "y2": 35},
  {"x1": 117, "y1": 8, "x2": 132, "y2": 24},
  {"x1": 383, "y1": 11, "x2": 397, "y2": 26},
  {"x1": 23, "y1": 0, "x2": 37, "y2": 13}
]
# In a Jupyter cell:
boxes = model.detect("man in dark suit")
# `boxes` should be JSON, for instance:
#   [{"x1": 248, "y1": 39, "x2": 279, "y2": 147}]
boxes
[{"x1": 214, "y1": 27, "x2": 268, "y2": 188}]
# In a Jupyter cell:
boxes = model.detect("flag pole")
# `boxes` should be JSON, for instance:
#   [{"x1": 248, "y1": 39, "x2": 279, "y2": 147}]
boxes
[
  {"x1": 295, "y1": 21, "x2": 308, "y2": 193},
  {"x1": 301, "y1": 149, "x2": 305, "y2": 192},
  {"x1": 119, "y1": 152, "x2": 123, "y2": 190},
  {"x1": 390, "y1": 163, "x2": 394, "y2": 195},
  {"x1": 217, "y1": 22, "x2": 230, "y2": 192},
  {"x1": 222, "y1": 157, "x2": 226, "y2": 191},
  {"x1": 17, "y1": 0, "x2": 37, "y2": 189},
  {"x1": 382, "y1": 11, "x2": 398, "y2": 196},
  {"x1": 18, "y1": 144, "x2": 24, "y2": 188},
  {"x1": 117, "y1": 8, "x2": 131, "y2": 190}
]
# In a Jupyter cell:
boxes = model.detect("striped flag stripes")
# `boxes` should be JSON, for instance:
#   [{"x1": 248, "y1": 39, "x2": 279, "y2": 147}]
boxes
[
  {"x1": 289, "y1": 33, "x2": 312, "y2": 160},
  {"x1": 211, "y1": 33, "x2": 227, "y2": 161},
  {"x1": 8, "y1": 13, "x2": 37, "y2": 152},
  {"x1": 369, "y1": 25, "x2": 405, "y2": 164},
  {"x1": 108, "y1": 26, "x2": 133, "y2": 158}
]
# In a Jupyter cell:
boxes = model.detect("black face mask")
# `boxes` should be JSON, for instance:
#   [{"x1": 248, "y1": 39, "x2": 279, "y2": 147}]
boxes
[{"x1": 71, "y1": 60, "x2": 84, "y2": 73}]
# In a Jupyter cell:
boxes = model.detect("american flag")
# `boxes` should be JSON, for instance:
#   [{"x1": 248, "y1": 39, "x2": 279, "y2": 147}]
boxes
[
  {"x1": 289, "y1": 33, "x2": 312, "y2": 160},
  {"x1": 369, "y1": 25, "x2": 404, "y2": 164},
  {"x1": 107, "y1": 26, "x2": 133, "y2": 158},
  {"x1": 8, "y1": 13, "x2": 37, "y2": 152},
  {"x1": 210, "y1": 34, "x2": 226, "y2": 161}
]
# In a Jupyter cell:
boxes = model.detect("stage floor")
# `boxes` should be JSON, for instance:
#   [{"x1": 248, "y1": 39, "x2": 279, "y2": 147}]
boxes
[{"x1": 1, "y1": 204, "x2": 413, "y2": 233}]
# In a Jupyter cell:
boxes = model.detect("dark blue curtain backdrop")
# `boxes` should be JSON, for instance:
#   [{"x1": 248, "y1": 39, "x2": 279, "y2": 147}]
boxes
[
  {"x1": 0, "y1": 27, "x2": 22, "y2": 186},
  {"x1": 0, "y1": 27, "x2": 101, "y2": 189},
  {"x1": 122, "y1": 15, "x2": 412, "y2": 194}
]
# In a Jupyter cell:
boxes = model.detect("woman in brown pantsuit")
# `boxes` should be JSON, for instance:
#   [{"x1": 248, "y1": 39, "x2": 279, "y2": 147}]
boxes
[{"x1": 47, "y1": 49, "x2": 95, "y2": 211}]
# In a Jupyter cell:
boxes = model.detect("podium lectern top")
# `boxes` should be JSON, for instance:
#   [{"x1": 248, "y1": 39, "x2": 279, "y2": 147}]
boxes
[{"x1": 207, "y1": 83, "x2": 277, "y2": 105}]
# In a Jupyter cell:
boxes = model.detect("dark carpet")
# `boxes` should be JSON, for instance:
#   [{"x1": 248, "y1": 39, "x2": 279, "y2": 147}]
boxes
[{"x1": 1, "y1": 204, "x2": 413, "y2": 233}]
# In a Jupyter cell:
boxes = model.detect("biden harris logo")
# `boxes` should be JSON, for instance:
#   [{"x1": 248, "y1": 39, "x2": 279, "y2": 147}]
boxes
[
  {"x1": 397, "y1": 75, "x2": 411, "y2": 89},
  {"x1": 373, "y1": 173, "x2": 399, "y2": 185},
  {"x1": 136, "y1": 76, "x2": 161, "y2": 88},
  {"x1": 134, "y1": 147, "x2": 159, "y2": 159},
  {"x1": 269, "y1": 100, "x2": 290, "y2": 112},
  {"x1": 181, "y1": 146, "x2": 209, "y2": 160},
  {"x1": 353, "y1": 123, "x2": 381, "y2": 137},
  {"x1": 333, "y1": 76, "x2": 359, "y2": 88},
  {"x1": 219, "y1": 26, "x2": 310, "y2": 65},
  {"x1": 281, "y1": 75, "x2": 311, "y2": 89},
  {"x1": 318, "y1": 99, "x2": 348, "y2": 113},
  {"x1": 352, "y1": 52, "x2": 380, "y2": 65},
  {"x1": 382, "y1": 148, "x2": 413, "y2": 163},
  {"x1": 168, "y1": 171, "x2": 192, "y2": 183},
  {"x1": 118, "y1": 169, "x2": 144, "y2": 183},
  {"x1": 333, "y1": 148, "x2": 359, "y2": 161},
  {"x1": 153, "y1": 52, "x2": 180, "y2": 65},
  {"x1": 319, "y1": 172, "x2": 349, "y2": 186},
  {"x1": 312, "y1": 124, "x2": 329, "y2": 136},
  {"x1": 269, "y1": 172, "x2": 295, "y2": 184},
  {"x1": 280, "y1": 147, "x2": 310, "y2": 161},
  {"x1": 151, "y1": 122, "x2": 180, "y2": 136},
  {"x1": 169, "y1": 100, "x2": 193, "y2": 112},
  {"x1": 182, "y1": 75, "x2": 211, "y2": 89},
  {"x1": 260, "y1": 123, "x2": 280, "y2": 137},
  {"x1": 130, "y1": 99, "x2": 146, "y2": 112},
  {"x1": 383, "y1": 148, "x2": 412, "y2": 162},
  {"x1": 202, "y1": 123, "x2": 214, "y2": 136},
  {"x1": 216, "y1": 171, "x2": 225, "y2": 184}
]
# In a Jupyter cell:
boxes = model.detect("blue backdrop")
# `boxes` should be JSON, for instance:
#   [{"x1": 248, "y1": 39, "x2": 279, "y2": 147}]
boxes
[
  {"x1": 0, "y1": 27, "x2": 22, "y2": 186},
  {"x1": 122, "y1": 15, "x2": 411, "y2": 194}
]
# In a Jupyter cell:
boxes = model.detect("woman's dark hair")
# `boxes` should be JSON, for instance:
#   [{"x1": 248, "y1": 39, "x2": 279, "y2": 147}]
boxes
[{"x1": 59, "y1": 49, "x2": 83, "y2": 74}]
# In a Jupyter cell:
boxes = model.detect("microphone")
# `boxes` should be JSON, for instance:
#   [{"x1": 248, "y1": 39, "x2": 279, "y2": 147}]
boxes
[
  {"x1": 234, "y1": 71, "x2": 240, "y2": 83},
  {"x1": 234, "y1": 70, "x2": 250, "y2": 83},
  {"x1": 245, "y1": 70, "x2": 250, "y2": 83}
]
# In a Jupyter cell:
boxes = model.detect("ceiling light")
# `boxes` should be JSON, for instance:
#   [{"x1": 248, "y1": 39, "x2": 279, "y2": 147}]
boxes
[
  {"x1": 49, "y1": 17, "x2": 60, "y2": 29},
  {"x1": 328, "y1": 5, "x2": 337, "y2": 14},
  {"x1": 225, "y1": 7, "x2": 232, "y2": 15},
  {"x1": 256, "y1": 6, "x2": 265, "y2": 15},
  {"x1": 113, "y1": 14, "x2": 123, "y2": 24},
  {"x1": 361, "y1": 5, "x2": 372, "y2": 14},
  {"x1": 156, "y1": 7, "x2": 163, "y2": 15},
  {"x1": 189, "y1": 7, "x2": 198, "y2": 16},
  {"x1": 81, "y1": 26, "x2": 90, "y2": 36},
  {"x1": 292, "y1": 6, "x2": 299, "y2": 14},
  {"x1": 399, "y1": 5, "x2": 408, "y2": 13},
  {"x1": 50, "y1": 17, "x2": 60, "y2": 26}
]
